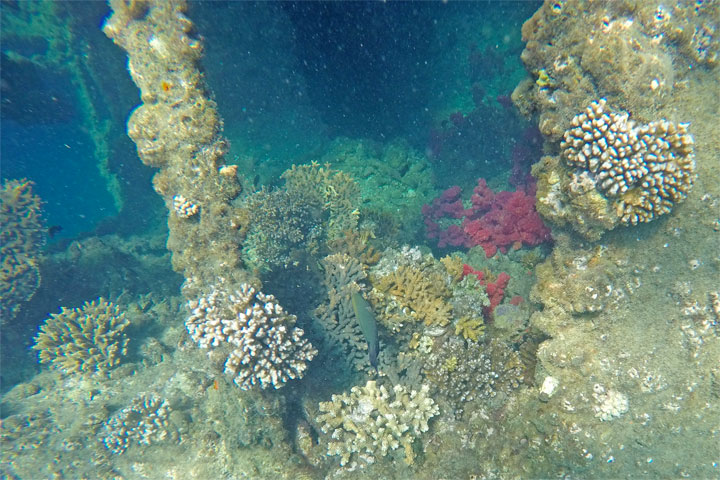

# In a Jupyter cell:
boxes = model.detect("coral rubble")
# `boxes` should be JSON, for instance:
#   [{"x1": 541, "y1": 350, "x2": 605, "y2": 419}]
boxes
[
  {"x1": 32, "y1": 298, "x2": 129, "y2": 375},
  {"x1": 186, "y1": 284, "x2": 317, "y2": 389},
  {"x1": 316, "y1": 380, "x2": 438, "y2": 467}
]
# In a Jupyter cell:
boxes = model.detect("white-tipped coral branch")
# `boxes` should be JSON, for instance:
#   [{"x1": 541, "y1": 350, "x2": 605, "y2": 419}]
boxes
[
  {"x1": 186, "y1": 284, "x2": 317, "y2": 389},
  {"x1": 316, "y1": 380, "x2": 439, "y2": 468},
  {"x1": 561, "y1": 99, "x2": 695, "y2": 225}
]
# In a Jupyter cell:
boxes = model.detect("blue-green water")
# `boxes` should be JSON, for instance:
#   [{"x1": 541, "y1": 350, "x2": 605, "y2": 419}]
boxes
[{"x1": 2, "y1": 1, "x2": 718, "y2": 479}]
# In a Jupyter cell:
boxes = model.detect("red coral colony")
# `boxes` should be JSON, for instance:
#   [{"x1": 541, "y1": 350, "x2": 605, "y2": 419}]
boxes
[
  {"x1": 422, "y1": 178, "x2": 551, "y2": 258},
  {"x1": 461, "y1": 264, "x2": 510, "y2": 317}
]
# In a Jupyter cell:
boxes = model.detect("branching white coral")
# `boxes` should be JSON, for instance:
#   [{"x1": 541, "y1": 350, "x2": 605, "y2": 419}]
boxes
[
  {"x1": 186, "y1": 284, "x2": 317, "y2": 389},
  {"x1": 317, "y1": 380, "x2": 439, "y2": 467}
]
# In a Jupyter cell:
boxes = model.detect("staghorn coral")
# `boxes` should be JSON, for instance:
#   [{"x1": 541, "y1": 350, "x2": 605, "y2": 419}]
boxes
[
  {"x1": 316, "y1": 380, "x2": 439, "y2": 467},
  {"x1": 561, "y1": 99, "x2": 695, "y2": 225},
  {"x1": 32, "y1": 298, "x2": 129, "y2": 375},
  {"x1": 186, "y1": 284, "x2": 317, "y2": 389},
  {"x1": 314, "y1": 253, "x2": 371, "y2": 372},
  {"x1": 0, "y1": 179, "x2": 45, "y2": 323},
  {"x1": 101, "y1": 393, "x2": 172, "y2": 454}
]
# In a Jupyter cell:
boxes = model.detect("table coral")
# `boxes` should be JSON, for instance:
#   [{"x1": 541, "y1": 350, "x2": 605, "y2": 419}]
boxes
[
  {"x1": 0, "y1": 179, "x2": 45, "y2": 323},
  {"x1": 316, "y1": 380, "x2": 438, "y2": 467},
  {"x1": 32, "y1": 298, "x2": 129, "y2": 375},
  {"x1": 186, "y1": 284, "x2": 317, "y2": 389}
]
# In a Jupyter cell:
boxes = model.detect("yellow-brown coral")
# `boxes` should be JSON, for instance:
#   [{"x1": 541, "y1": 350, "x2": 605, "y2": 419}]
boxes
[
  {"x1": 282, "y1": 162, "x2": 361, "y2": 239},
  {"x1": 327, "y1": 229, "x2": 380, "y2": 267},
  {"x1": 33, "y1": 298, "x2": 130, "y2": 375},
  {"x1": 440, "y1": 254, "x2": 465, "y2": 283},
  {"x1": 454, "y1": 316, "x2": 485, "y2": 342},
  {"x1": 373, "y1": 265, "x2": 452, "y2": 328},
  {"x1": 0, "y1": 179, "x2": 45, "y2": 323}
]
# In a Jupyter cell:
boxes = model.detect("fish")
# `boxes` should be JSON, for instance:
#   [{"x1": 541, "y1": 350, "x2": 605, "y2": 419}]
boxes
[
  {"x1": 351, "y1": 291, "x2": 379, "y2": 369},
  {"x1": 48, "y1": 225, "x2": 63, "y2": 238}
]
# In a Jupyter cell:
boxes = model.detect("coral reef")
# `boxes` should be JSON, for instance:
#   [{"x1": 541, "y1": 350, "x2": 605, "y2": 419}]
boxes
[
  {"x1": 461, "y1": 264, "x2": 511, "y2": 316},
  {"x1": 562, "y1": 99, "x2": 696, "y2": 225},
  {"x1": 368, "y1": 247, "x2": 492, "y2": 347},
  {"x1": 32, "y1": 298, "x2": 129, "y2": 375},
  {"x1": 423, "y1": 337, "x2": 524, "y2": 415},
  {"x1": 372, "y1": 265, "x2": 452, "y2": 328},
  {"x1": 186, "y1": 284, "x2": 317, "y2": 389},
  {"x1": 454, "y1": 316, "x2": 485, "y2": 342},
  {"x1": 447, "y1": 275, "x2": 490, "y2": 337},
  {"x1": 316, "y1": 380, "x2": 439, "y2": 467},
  {"x1": 102, "y1": 393, "x2": 172, "y2": 454},
  {"x1": 0, "y1": 178, "x2": 45, "y2": 323},
  {"x1": 327, "y1": 228, "x2": 381, "y2": 267},
  {"x1": 282, "y1": 161, "x2": 361, "y2": 240},
  {"x1": 241, "y1": 162, "x2": 362, "y2": 272},
  {"x1": 423, "y1": 178, "x2": 551, "y2": 257},
  {"x1": 318, "y1": 138, "x2": 435, "y2": 243},
  {"x1": 531, "y1": 242, "x2": 628, "y2": 315},
  {"x1": 241, "y1": 188, "x2": 320, "y2": 272},
  {"x1": 515, "y1": 0, "x2": 718, "y2": 138}
]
